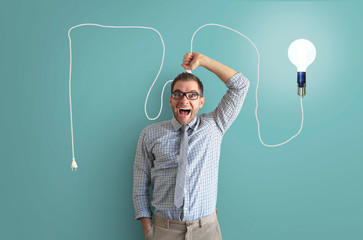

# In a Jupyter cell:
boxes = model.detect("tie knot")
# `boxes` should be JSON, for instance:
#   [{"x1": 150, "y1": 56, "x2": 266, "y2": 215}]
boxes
[{"x1": 181, "y1": 125, "x2": 189, "y2": 133}]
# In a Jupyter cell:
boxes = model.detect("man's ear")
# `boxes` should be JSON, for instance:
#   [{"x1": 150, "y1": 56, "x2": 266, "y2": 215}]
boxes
[
  {"x1": 200, "y1": 97, "x2": 205, "y2": 108},
  {"x1": 169, "y1": 96, "x2": 172, "y2": 106}
]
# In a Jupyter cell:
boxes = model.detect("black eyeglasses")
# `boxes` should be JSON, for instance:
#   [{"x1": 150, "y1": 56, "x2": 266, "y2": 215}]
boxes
[{"x1": 171, "y1": 91, "x2": 202, "y2": 100}]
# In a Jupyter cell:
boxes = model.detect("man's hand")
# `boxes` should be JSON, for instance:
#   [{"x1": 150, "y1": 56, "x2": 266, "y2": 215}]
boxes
[
  {"x1": 181, "y1": 52, "x2": 237, "y2": 84},
  {"x1": 140, "y1": 217, "x2": 152, "y2": 237},
  {"x1": 181, "y1": 52, "x2": 206, "y2": 71}
]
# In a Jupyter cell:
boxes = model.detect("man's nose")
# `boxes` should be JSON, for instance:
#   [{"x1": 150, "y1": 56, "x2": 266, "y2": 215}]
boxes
[{"x1": 180, "y1": 95, "x2": 189, "y2": 102}]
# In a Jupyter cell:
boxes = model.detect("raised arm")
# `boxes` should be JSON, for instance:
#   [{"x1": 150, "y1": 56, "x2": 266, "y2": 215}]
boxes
[
  {"x1": 181, "y1": 52, "x2": 237, "y2": 83},
  {"x1": 182, "y1": 52, "x2": 250, "y2": 133}
]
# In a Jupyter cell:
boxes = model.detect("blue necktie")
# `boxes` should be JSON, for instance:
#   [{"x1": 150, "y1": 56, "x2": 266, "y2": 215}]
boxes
[{"x1": 174, "y1": 125, "x2": 189, "y2": 208}]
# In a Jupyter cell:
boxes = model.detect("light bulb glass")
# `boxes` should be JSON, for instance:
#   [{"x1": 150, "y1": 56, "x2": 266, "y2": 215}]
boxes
[
  {"x1": 288, "y1": 39, "x2": 316, "y2": 72},
  {"x1": 288, "y1": 39, "x2": 316, "y2": 97}
]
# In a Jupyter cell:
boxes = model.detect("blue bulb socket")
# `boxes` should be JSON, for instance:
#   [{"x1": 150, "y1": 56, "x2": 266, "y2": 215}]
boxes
[
  {"x1": 297, "y1": 72, "x2": 306, "y2": 87},
  {"x1": 297, "y1": 72, "x2": 306, "y2": 97}
]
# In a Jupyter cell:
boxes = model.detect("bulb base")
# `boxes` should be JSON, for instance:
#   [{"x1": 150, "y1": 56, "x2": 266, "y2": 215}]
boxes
[
  {"x1": 297, "y1": 84, "x2": 306, "y2": 97},
  {"x1": 297, "y1": 72, "x2": 306, "y2": 97}
]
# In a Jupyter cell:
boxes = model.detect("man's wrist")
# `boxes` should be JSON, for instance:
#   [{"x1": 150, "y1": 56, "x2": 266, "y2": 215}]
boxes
[
  {"x1": 140, "y1": 217, "x2": 152, "y2": 236},
  {"x1": 199, "y1": 54, "x2": 208, "y2": 68}
]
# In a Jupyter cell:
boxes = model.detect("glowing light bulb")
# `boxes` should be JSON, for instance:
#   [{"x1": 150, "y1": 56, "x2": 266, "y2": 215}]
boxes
[{"x1": 288, "y1": 39, "x2": 316, "y2": 97}]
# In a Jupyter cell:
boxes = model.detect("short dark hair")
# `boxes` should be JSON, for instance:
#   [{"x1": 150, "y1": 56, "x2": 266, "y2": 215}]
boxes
[{"x1": 171, "y1": 72, "x2": 204, "y2": 96}]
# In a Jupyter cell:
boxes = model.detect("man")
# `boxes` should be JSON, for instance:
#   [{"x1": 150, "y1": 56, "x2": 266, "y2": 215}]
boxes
[{"x1": 133, "y1": 52, "x2": 249, "y2": 239}]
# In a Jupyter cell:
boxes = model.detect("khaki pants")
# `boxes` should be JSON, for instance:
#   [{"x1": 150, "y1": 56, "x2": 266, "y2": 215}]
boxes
[{"x1": 145, "y1": 211, "x2": 222, "y2": 240}]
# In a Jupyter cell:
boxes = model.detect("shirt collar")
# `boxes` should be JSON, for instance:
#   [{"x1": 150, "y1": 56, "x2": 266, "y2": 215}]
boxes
[{"x1": 171, "y1": 116, "x2": 198, "y2": 131}]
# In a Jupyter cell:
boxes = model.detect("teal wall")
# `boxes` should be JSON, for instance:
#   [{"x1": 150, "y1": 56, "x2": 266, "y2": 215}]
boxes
[{"x1": 1, "y1": 0, "x2": 362, "y2": 239}]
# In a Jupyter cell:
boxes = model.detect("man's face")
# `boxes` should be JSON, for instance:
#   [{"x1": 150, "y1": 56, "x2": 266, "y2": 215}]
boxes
[{"x1": 169, "y1": 80, "x2": 205, "y2": 125}]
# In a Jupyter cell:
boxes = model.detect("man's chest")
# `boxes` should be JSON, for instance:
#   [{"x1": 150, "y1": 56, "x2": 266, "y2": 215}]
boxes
[{"x1": 149, "y1": 126, "x2": 221, "y2": 170}]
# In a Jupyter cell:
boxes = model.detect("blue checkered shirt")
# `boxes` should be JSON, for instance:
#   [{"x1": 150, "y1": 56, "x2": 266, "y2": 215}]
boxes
[{"x1": 133, "y1": 73, "x2": 249, "y2": 221}]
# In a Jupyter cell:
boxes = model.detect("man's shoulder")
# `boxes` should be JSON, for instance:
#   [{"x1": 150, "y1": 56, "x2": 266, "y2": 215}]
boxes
[{"x1": 142, "y1": 119, "x2": 172, "y2": 135}]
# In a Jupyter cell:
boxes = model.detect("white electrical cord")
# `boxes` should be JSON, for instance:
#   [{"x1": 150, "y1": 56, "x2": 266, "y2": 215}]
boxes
[
  {"x1": 67, "y1": 23, "x2": 304, "y2": 170},
  {"x1": 188, "y1": 23, "x2": 304, "y2": 147},
  {"x1": 68, "y1": 23, "x2": 170, "y2": 171}
]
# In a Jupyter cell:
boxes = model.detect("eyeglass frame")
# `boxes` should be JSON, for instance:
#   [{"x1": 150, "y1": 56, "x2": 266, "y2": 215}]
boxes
[{"x1": 170, "y1": 91, "x2": 203, "y2": 100}]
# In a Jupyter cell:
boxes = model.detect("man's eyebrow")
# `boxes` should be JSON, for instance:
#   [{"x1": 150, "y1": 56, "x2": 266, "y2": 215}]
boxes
[{"x1": 172, "y1": 89, "x2": 199, "y2": 93}]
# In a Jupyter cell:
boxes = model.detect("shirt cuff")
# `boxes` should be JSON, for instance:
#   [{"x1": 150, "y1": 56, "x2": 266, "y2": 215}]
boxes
[
  {"x1": 225, "y1": 72, "x2": 249, "y2": 90},
  {"x1": 135, "y1": 210, "x2": 152, "y2": 220}
]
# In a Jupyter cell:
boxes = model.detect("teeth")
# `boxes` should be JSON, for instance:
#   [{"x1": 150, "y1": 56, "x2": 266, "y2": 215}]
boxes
[{"x1": 179, "y1": 108, "x2": 191, "y2": 116}]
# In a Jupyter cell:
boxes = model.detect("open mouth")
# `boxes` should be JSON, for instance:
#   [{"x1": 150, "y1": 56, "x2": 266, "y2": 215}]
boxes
[{"x1": 178, "y1": 108, "x2": 191, "y2": 116}]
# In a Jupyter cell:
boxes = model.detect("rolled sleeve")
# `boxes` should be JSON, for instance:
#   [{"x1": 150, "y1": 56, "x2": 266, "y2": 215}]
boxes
[{"x1": 209, "y1": 72, "x2": 250, "y2": 133}]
